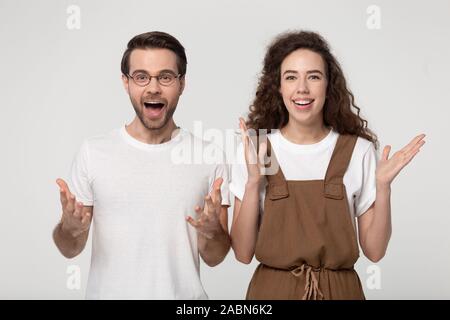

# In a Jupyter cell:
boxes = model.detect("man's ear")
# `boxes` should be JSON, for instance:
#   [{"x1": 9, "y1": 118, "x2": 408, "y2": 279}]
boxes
[
  {"x1": 179, "y1": 76, "x2": 186, "y2": 95},
  {"x1": 121, "y1": 74, "x2": 129, "y2": 93}
]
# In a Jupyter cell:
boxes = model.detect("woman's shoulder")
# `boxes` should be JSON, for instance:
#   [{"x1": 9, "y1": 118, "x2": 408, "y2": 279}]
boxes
[{"x1": 352, "y1": 134, "x2": 377, "y2": 159}]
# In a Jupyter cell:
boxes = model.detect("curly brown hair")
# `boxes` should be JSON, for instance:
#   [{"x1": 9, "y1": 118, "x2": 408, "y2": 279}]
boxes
[{"x1": 247, "y1": 30, "x2": 378, "y2": 148}]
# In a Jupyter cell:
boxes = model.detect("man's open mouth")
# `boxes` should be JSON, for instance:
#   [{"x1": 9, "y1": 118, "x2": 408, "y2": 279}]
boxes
[{"x1": 144, "y1": 102, "x2": 165, "y2": 109}]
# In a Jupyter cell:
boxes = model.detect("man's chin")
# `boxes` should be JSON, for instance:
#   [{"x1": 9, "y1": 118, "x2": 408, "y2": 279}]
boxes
[{"x1": 142, "y1": 118, "x2": 168, "y2": 131}]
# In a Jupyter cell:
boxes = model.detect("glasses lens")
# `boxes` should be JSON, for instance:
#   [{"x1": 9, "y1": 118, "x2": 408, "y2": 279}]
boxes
[
  {"x1": 133, "y1": 73, "x2": 149, "y2": 85},
  {"x1": 158, "y1": 73, "x2": 175, "y2": 85}
]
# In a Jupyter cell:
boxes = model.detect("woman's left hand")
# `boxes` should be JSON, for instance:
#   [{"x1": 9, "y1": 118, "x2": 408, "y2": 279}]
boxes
[{"x1": 376, "y1": 134, "x2": 426, "y2": 187}]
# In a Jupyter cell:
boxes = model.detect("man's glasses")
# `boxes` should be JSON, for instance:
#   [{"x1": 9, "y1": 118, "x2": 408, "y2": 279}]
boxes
[{"x1": 127, "y1": 71, "x2": 182, "y2": 87}]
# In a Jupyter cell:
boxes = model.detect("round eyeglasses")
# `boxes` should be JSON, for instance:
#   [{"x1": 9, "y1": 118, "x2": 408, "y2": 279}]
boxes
[{"x1": 127, "y1": 71, "x2": 182, "y2": 87}]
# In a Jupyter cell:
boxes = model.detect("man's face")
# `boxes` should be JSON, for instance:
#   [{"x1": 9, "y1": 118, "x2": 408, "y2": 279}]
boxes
[{"x1": 122, "y1": 48, "x2": 185, "y2": 130}]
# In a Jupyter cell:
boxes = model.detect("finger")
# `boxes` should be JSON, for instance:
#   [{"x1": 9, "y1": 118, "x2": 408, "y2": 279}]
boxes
[
  {"x1": 194, "y1": 205, "x2": 203, "y2": 215},
  {"x1": 186, "y1": 216, "x2": 199, "y2": 228},
  {"x1": 59, "y1": 188, "x2": 68, "y2": 207},
  {"x1": 258, "y1": 140, "x2": 267, "y2": 165},
  {"x1": 211, "y1": 178, "x2": 223, "y2": 204},
  {"x1": 401, "y1": 134, "x2": 426, "y2": 153},
  {"x1": 204, "y1": 195, "x2": 215, "y2": 215},
  {"x1": 239, "y1": 117, "x2": 248, "y2": 132},
  {"x1": 66, "y1": 193, "x2": 76, "y2": 214},
  {"x1": 403, "y1": 143, "x2": 424, "y2": 165},
  {"x1": 73, "y1": 201, "x2": 83, "y2": 218},
  {"x1": 405, "y1": 140, "x2": 426, "y2": 158},
  {"x1": 81, "y1": 211, "x2": 91, "y2": 225},
  {"x1": 56, "y1": 178, "x2": 72, "y2": 198},
  {"x1": 382, "y1": 145, "x2": 391, "y2": 161},
  {"x1": 240, "y1": 122, "x2": 251, "y2": 153}
]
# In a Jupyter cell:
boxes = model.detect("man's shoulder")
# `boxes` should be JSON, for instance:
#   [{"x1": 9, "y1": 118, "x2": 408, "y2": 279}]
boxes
[
  {"x1": 179, "y1": 129, "x2": 227, "y2": 165},
  {"x1": 82, "y1": 128, "x2": 121, "y2": 147}
]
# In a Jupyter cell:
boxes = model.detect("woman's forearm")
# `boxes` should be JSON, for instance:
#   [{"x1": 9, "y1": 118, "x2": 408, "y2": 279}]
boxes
[
  {"x1": 230, "y1": 181, "x2": 261, "y2": 264},
  {"x1": 364, "y1": 183, "x2": 392, "y2": 262}
]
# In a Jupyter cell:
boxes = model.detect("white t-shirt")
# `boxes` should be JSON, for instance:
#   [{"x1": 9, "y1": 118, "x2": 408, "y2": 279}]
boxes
[
  {"x1": 229, "y1": 129, "x2": 378, "y2": 227},
  {"x1": 69, "y1": 126, "x2": 230, "y2": 300}
]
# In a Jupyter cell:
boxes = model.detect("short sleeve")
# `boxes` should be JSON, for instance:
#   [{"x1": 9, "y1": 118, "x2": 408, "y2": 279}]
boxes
[
  {"x1": 208, "y1": 148, "x2": 231, "y2": 207},
  {"x1": 354, "y1": 142, "x2": 378, "y2": 217},
  {"x1": 68, "y1": 141, "x2": 94, "y2": 206},
  {"x1": 229, "y1": 142, "x2": 248, "y2": 201}
]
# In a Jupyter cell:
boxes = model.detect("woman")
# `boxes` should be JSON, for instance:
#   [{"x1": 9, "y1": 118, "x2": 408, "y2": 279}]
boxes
[{"x1": 229, "y1": 31, "x2": 425, "y2": 300}]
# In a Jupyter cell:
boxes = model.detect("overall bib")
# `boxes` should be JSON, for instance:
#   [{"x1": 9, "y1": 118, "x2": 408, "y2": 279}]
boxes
[{"x1": 246, "y1": 134, "x2": 365, "y2": 300}]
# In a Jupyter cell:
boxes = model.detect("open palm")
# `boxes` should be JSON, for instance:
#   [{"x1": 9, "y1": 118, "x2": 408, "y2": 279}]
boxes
[{"x1": 376, "y1": 134, "x2": 426, "y2": 186}]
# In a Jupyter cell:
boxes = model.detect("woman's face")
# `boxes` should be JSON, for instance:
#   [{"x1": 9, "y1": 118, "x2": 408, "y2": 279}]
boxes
[{"x1": 279, "y1": 49, "x2": 328, "y2": 127}]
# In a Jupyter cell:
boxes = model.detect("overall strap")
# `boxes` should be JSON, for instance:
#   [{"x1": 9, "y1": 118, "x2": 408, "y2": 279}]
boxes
[
  {"x1": 263, "y1": 136, "x2": 289, "y2": 200},
  {"x1": 323, "y1": 134, "x2": 358, "y2": 200}
]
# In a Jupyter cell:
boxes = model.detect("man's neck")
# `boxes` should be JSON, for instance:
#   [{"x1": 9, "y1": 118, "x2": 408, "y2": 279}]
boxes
[{"x1": 126, "y1": 118, "x2": 179, "y2": 145}]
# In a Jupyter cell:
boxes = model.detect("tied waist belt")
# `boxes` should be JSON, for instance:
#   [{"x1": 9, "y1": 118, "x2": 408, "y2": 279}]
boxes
[
  {"x1": 262, "y1": 263, "x2": 355, "y2": 300},
  {"x1": 290, "y1": 264, "x2": 356, "y2": 300},
  {"x1": 291, "y1": 264, "x2": 324, "y2": 300}
]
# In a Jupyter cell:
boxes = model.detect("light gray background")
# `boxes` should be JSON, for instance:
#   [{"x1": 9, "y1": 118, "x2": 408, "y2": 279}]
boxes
[{"x1": 0, "y1": 0, "x2": 449, "y2": 299}]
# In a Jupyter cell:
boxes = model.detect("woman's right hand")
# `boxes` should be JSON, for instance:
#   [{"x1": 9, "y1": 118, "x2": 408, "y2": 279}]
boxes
[{"x1": 239, "y1": 117, "x2": 267, "y2": 185}]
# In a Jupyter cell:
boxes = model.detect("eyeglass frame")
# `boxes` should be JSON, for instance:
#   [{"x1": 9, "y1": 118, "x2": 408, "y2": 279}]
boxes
[{"x1": 126, "y1": 70, "x2": 183, "y2": 87}]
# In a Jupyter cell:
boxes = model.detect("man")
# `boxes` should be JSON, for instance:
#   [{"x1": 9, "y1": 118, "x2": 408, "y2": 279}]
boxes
[{"x1": 53, "y1": 31, "x2": 231, "y2": 299}]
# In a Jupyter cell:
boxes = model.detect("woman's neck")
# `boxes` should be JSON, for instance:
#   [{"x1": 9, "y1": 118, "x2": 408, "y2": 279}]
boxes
[{"x1": 280, "y1": 120, "x2": 330, "y2": 145}]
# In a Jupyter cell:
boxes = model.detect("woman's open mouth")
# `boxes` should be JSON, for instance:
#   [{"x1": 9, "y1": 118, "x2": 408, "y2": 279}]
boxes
[{"x1": 293, "y1": 99, "x2": 314, "y2": 110}]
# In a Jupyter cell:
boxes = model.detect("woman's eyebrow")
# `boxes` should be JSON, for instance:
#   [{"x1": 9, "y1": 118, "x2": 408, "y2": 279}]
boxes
[
  {"x1": 306, "y1": 70, "x2": 324, "y2": 75},
  {"x1": 282, "y1": 69, "x2": 324, "y2": 76},
  {"x1": 282, "y1": 70, "x2": 298, "y2": 75}
]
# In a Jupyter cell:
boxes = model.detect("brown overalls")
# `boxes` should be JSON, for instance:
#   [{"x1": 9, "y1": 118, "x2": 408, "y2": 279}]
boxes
[{"x1": 246, "y1": 134, "x2": 365, "y2": 300}]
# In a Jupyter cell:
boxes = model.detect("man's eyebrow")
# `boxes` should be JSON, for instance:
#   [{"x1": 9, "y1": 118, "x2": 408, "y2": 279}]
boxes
[{"x1": 130, "y1": 69, "x2": 177, "y2": 75}]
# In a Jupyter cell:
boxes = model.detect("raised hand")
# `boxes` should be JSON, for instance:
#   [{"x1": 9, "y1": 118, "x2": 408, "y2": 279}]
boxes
[
  {"x1": 239, "y1": 117, "x2": 267, "y2": 184},
  {"x1": 56, "y1": 178, "x2": 92, "y2": 238},
  {"x1": 376, "y1": 134, "x2": 426, "y2": 186},
  {"x1": 186, "y1": 177, "x2": 224, "y2": 239}
]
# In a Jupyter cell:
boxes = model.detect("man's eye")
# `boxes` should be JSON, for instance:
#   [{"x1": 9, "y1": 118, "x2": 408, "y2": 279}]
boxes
[
  {"x1": 285, "y1": 76, "x2": 296, "y2": 80},
  {"x1": 160, "y1": 74, "x2": 172, "y2": 80},
  {"x1": 135, "y1": 74, "x2": 148, "y2": 81},
  {"x1": 309, "y1": 75, "x2": 320, "y2": 80}
]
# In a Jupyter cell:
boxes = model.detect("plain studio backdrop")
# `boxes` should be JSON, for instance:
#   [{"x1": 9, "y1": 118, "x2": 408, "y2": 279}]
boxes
[{"x1": 0, "y1": 0, "x2": 449, "y2": 299}]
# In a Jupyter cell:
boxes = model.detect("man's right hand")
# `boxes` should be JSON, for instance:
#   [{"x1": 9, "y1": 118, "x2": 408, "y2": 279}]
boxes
[{"x1": 56, "y1": 178, "x2": 92, "y2": 238}]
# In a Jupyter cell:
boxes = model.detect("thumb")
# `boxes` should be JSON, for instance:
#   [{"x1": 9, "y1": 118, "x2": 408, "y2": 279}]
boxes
[{"x1": 382, "y1": 145, "x2": 391, "y2": 161}]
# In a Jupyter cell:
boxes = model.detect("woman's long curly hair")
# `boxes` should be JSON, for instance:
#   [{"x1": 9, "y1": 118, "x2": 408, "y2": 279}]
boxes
[{"x1": 247, "y1": 30, "x2": 378, "y2": 148}]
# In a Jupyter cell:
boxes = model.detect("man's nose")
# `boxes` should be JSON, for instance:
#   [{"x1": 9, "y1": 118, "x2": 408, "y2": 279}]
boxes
[{"x1": 145, "y1": 77, "x2": 161, "y2": 94}]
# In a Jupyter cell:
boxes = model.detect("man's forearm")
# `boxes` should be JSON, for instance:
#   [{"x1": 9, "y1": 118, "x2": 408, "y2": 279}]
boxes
[
  {"x1": 198, "y1": 227, "x2": 231, "y2": 267},
  {"x1": 52, "y1": 222, "x2": 88, "y2": 259}
]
